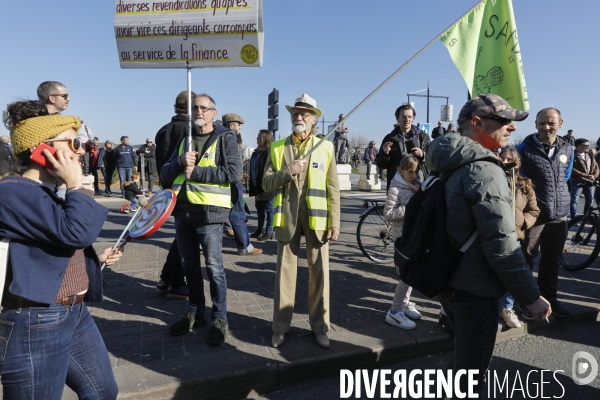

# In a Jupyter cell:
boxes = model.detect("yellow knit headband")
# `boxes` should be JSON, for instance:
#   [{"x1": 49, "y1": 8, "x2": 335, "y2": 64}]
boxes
[{"x1": 11, "y1": 114, "x2": 81, "y2": 156}]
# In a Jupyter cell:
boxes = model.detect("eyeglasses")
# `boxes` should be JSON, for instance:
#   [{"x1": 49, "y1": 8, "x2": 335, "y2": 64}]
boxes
[
  {"x1": 146, "y1": 141, "x2": 152, "y2": 144},
  {"x1": 291, "y1": 112, "x2": 314, "y2": 120},
  {"x1": 44, "y1": 137, "x2": 81, "y2": 152},
  {"x1": 481, "y1": 115, "x2": 513, "y2": 125},
  {"x1": 50, "y1": 93, "x2": 69, "y2": 99},
  {"x1": 192, "y1": 105, "x2": 215, "y2": 113}
]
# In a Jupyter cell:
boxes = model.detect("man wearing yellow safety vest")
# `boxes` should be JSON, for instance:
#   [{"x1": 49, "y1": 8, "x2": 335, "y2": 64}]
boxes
[
  {"x1": 160, "y1": 93, "x2": 242, "y2": 345},
  {"x1": 263, "y1": 94, "x2": 341, "y2": 349}
]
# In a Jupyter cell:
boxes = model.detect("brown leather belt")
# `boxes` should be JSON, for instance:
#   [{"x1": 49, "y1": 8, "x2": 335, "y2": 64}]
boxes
[{"x1": 1, "y1": 293, "x2": 85, "y2": 309}]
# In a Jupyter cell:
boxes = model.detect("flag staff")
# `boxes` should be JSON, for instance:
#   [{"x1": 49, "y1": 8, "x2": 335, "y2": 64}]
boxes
[
  {"x1": 302, "y1": 0, "x2": 485, "y2": 161},
  {"x1": 186, "y1": 61, "x2": 193, "y2": 152}
]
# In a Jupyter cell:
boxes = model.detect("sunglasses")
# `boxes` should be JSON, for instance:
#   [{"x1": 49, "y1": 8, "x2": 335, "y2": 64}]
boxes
[
  {"x1": 481, "y1": 115, "x2": 513, "y2": 125},
  {"x1": 51, "y1": 93, "x2": 69, "y2": 99},
  {"x1": 44, "y1": 137, "x2": 81, "y2": 152}
]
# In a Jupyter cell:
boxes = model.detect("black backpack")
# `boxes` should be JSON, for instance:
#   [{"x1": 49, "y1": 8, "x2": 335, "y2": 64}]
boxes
[{"x1": 394, "y1": 167, "x2": 477, "y2": 298}]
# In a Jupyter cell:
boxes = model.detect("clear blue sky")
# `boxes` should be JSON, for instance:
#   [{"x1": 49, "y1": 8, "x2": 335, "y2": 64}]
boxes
[{"x1": 0, "y1": 0, "x2": 596, "y2": 148}]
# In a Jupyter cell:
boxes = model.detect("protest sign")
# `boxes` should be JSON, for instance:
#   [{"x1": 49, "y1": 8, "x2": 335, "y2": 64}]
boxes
[{"x1": 114, "y1": 0, "x2": 264, "y2": 69}]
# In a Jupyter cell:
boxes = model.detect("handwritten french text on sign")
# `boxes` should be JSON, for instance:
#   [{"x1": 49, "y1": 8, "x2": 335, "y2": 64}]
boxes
[{"x1": 114, "y1": 0, "x2": 264, "y2": 69}]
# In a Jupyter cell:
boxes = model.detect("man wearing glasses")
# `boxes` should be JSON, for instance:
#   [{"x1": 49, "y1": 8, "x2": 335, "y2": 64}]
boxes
[
  {"x1": 136, "y1": 138, "x2": 157, "y2": 195},
  {"x1": 426, "y1": 94, "x2": 551, "y2": 396},
  {"x1": 517, "y1": 108, "x2": 574, "y2": 320},
  {"x1": 37, "y1": 81, "x2": 94, "y2": 198},
  {"x1": 263, "y1": 94, "x2": 340, "y2": 350},
  {"x1": 160, "y1": 94, "x2": 241, "y2": 345}
]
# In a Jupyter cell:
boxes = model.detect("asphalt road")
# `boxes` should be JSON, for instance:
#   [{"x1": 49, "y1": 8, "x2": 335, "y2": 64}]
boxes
[{"x1": 250, "y1": 322, "x2": 600, "y2": 400}]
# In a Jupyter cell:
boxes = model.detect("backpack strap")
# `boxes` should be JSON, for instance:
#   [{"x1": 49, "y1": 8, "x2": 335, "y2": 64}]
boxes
[
  {"x1": 439, "y1": 164, "x2": 480, "y2": 253},
  {"x1": 0, "y1": 238, "x2": 10, "y2": 302}
]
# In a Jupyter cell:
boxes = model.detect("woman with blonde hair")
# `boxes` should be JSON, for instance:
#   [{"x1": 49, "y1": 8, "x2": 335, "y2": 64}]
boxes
[{"x1": 0, "y1": 100, "x2": 121, "y2": 399}]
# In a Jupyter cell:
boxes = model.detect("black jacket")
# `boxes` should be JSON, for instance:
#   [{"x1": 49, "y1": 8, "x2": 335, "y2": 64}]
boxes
[
  {"x1": 97, "y1": 148, "x2": 116, "y2": 170},
  {"x1": 136, "y1": 144, "x2": 157, "y2": 174},
  {"x1": 123, "y1": 181, "x2": 143, "y2": 201},
  {"x1": 431, "y1": 126, "x2": 446, "y2": 139},
  {"x1": 249, "y1": 148, "x2": 275, "y2": 200},
  {"x1": 517, "y1": 134, "x2": 573, "y2": 220},
  {"x1": 155, "y1": 115, "x2": 189, "y2": 175},
  {"x1": 376, "y1": 125, "x2": 430, "y2": 188},
  {"x1": 0, "y1": 142, "x2": 15, "y2": 176}
]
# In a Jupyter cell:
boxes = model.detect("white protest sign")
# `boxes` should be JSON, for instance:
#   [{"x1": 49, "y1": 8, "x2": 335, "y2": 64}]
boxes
[{"x1": 114, "y1": 0, "x2": 264, "y2": 69}]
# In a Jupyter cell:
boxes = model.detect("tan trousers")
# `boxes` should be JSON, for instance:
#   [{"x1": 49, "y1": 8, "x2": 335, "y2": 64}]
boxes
[{"x1": 272, "y1": 210, "x2": 330, "y2": 335}]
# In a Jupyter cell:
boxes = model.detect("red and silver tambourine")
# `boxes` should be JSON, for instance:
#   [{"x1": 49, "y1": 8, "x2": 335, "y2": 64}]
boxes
[
  {"x1": 129, "y1": 189, "x2": 177, "y2": 239},
  {"x1": 102, "y1": 190, "x2": 177, "y2": 270}
]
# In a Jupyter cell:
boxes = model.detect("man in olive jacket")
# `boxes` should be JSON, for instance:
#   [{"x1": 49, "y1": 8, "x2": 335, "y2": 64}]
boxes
[
  {"x1": 262, "y1": 94, "x2": 340, "y2": 350},
  {"x1": 426, "y1": 94, "x2": 550, "y2": 396}
]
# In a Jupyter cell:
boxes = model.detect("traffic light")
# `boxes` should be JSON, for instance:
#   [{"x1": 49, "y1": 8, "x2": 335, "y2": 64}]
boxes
[{"x1": 268, "y1": 88, "x2": 279, "y2": 135}]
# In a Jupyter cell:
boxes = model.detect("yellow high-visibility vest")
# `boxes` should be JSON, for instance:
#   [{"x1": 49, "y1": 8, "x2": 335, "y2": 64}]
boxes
[
  {"x1": 271, "y1": 137, "x2": 332, "y2": 230},
  {"x1": 171, "y1": 139, "x2": 231, "y2": 207}
]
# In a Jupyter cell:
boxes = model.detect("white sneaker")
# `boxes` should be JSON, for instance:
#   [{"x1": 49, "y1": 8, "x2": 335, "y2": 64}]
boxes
[
  {"x1": 404, "y1": 302, "x2": 422, "y2": 320},
  {"x1": 501, "y1": 308, "x2": 522, "y2": 328},
  {"x1": 385, "y1": 310, "x2": 416, "y2": 329}
]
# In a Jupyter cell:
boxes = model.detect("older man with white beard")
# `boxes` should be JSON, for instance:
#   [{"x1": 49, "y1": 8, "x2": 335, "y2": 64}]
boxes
[
  {"x1": 160, "y1": 94, "x2": 242, "y2": 345},
  {"x1": 262, "y1": 94, "x2": 341, "y2": 349}
]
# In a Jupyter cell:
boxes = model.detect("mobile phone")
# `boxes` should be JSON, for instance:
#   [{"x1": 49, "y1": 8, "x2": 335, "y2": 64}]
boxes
[
  {"x1": 405, "y1": 138, "x2": 419, "y2": 152},
  {"x1": 30, "y1": 143, "x2": 57, "y2": 170}
]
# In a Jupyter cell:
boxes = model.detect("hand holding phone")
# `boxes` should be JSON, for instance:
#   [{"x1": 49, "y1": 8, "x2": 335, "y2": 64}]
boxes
[
  {"x1": 30, "y1": 143, "x2": 83, "y2": 187},
  {"x1": 30, "y1": 143, "x2": 57, "y2": 170}
]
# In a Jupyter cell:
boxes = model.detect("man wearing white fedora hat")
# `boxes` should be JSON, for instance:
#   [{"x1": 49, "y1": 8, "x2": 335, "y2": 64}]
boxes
[{"x1": 263, "y1": 94, "x2": 341, "y2": 349}]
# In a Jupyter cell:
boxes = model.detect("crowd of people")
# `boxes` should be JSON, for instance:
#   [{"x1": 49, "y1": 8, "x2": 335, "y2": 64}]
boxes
[{"x1": 0, "y1": 85, "x2": 587, "y2": 397}]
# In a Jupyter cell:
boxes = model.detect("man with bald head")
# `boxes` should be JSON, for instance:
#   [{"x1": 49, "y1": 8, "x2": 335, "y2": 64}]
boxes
[{"x1": 516, "y1": 108, "x2": 573, "y2": 319}]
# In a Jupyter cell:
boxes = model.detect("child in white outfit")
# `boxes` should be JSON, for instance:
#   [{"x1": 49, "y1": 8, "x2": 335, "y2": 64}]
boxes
[{"x1": 383, "y1": 156, "x2": 422, "y2": 329}]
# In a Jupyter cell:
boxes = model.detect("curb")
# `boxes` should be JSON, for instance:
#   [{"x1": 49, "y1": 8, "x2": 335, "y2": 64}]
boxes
[{"x1": 112, "y1": 307, "x2": 599, "y2": 400}]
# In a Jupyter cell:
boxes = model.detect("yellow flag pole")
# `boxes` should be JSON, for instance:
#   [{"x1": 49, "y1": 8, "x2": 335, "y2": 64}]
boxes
[{"x1": 301, "y1": 0, "x2": 486, "y2": 161}]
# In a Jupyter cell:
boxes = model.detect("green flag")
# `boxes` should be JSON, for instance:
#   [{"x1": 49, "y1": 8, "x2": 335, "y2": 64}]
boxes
[{"x1": 441, "y1": 0, "x2": 529, "y2": 111}]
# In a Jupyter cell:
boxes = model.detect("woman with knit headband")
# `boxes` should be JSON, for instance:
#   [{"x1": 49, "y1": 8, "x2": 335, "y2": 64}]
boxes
[{"x1": 0, "y1": 100, "x2": 120, "y2": 399}]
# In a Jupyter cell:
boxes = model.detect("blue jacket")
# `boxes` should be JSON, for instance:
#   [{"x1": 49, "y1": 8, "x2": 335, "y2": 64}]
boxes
[
  {"x1": 114, "y1": 144, "x2": 137, "y2": 168},
  {"x1": 363, "y1": 147, "x2": 378, "y2": 163},
  {"x1": 0, "y1": 177, "x2": 108, "y2": 304},
  {"x1": 516, "y1": 134, "x2": 573, "y2": 220}
]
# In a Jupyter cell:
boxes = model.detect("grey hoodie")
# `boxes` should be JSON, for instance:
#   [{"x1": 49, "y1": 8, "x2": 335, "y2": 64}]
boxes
[{"x1": 425, "y1": 133, "x2": 540, "y2": 305}]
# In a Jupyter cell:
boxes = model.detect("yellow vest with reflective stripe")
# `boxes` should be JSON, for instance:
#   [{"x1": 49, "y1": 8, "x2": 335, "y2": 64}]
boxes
[
  {"x1": 271, "y1": 137, "x2": 332, "y2": 231},
  {"x1": 171, "y1": 139, "x2": 231, "y2": 207}
]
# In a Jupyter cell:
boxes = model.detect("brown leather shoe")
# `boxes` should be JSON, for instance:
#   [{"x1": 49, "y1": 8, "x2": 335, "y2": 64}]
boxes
[{"x1": 245, "y1": 248, "x2": 263, "y2": 256}]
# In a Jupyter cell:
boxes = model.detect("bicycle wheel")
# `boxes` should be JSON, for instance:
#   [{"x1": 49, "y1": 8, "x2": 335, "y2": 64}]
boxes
[
  {"x1": 560, "y1": 214, "x2": 600, "y2": 271},
  {"x1": 356, "y1": 205, "x2": 394, "y2": 264}
]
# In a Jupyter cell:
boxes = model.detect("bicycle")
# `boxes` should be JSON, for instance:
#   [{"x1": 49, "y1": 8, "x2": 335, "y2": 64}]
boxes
[
  {"x1": 356, "y1": 198, "x2": 394, "y2": 264},
  {"x1": 560, "y1": 179, "x2": 600, "y2": 271}
]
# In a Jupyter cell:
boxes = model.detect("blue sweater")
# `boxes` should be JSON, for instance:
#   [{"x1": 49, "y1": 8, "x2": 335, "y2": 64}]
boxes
[
  {"x1": 0, "y1": 177, "x2": 108, "y2": 304},
  {"x1": 114, "y1": 144, "x2": 137, "y2": 168}
]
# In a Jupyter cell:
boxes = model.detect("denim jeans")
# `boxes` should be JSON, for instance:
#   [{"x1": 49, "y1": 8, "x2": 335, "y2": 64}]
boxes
[
  {"x1": 0, "y1": 303, "x2": 117, "y2": 400},
  {"x1": 118, "y1": 167, "x2": 132, "y2": 195},
  {"x1": 230, "y1": 182, "x2": 254, "y2": 254},
  {"x1": 570, "y1": 182, "x2": 593, "y2": 219},
  {"x1": 438, "y1": 289, "x2": 499, "y2": 396},
  {"x1": 365, "y1": 161, "x2": 373, "y2": 178},
  {"x1": 255, "y1": 198, "x2": 274, "y2": 234},
  {"x1": 174, "y1": 210, "x2": 227, "y2": 320},
  {"x1": 499, "y1": 291, "x2": 514, "y2": 309},
  {"x1": 130, "y1": 196, "x2": 140, "y2": 209}
]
